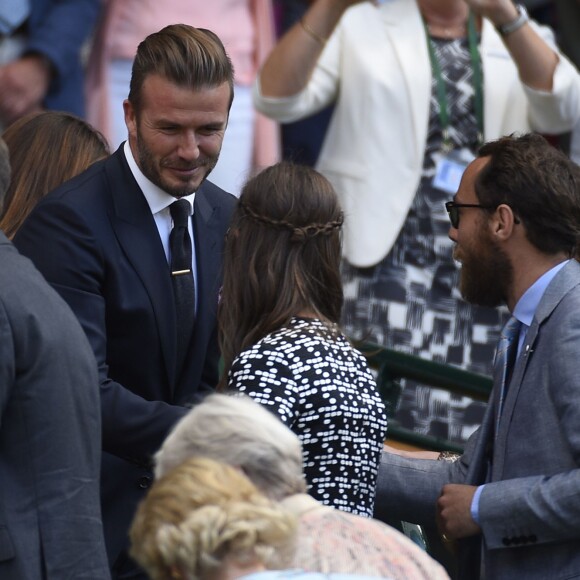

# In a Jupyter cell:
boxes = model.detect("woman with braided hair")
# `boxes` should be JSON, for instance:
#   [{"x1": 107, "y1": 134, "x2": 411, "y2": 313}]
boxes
[{"x1": 219, "y1": 162, "x2": 387, "y2": 518}]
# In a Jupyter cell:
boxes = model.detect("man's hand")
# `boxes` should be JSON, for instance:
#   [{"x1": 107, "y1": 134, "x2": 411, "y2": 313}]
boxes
[
  {"x1": 0, "y1": 55, "x2": 52, "y2": 125},
  {"x1": 437, "y1": 483, "x2": 481, "y2": 540},
  {"x1": 462, "y1": 0, "x2": 519, "y2": 26}
]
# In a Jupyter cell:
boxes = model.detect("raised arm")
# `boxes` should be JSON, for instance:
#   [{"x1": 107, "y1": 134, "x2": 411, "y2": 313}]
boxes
[
  {"x1": 466, "y1": 0, "x2": 558, "y2": 90},
  {"x1": 260, "y1": 0, "x2": 367, "y2": 97}
]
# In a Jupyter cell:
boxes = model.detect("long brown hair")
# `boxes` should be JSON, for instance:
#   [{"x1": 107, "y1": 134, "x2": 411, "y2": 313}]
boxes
[
  {"x1": 0, "y1": 111, "x2": 109, "y2": 239},
  {"x1": 218, "y1": 162, "x2": 344, "y2": 387}
]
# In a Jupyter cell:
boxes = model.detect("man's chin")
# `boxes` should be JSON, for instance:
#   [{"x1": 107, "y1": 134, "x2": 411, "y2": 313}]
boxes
[
  {"x1": 163, "y1": 176, "x2": 207, "y2": 197},
  {"x1": 165, "y1": 166, "x2": 214, "y2": 196},
  {"x1": 459, "y1": 282, "x2": 504, "y2": 308}
]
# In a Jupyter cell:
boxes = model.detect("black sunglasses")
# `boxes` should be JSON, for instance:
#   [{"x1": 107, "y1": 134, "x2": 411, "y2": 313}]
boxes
[{"x1": 445, "y1": 201, "x2": 496, "y2": 228}]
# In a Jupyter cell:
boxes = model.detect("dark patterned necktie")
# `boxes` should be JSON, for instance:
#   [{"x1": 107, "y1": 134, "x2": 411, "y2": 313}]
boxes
[
  {"x1": 169, "y1": 199, "x2": 195, "y2": 373},
  {"x1": 495, "y1": 315, "x2": 521, "y2": 429}
]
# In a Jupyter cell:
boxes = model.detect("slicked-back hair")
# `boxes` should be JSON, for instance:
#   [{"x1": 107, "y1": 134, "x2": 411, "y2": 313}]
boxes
[
  {"x1": 155, "y1": 394, "x2": 307, "y2": 500},
  {"x1": 476, "y1": 133, "x2": 580, "y2": 256},
  {"x1": 218, "y1": 162, "x2": 344, "y2": 386},
  {"x1": 0, "y1": 112, "x2": 109, "y2": 239},
  {"x1": 128, "y1": 24, "x2": 234, "y2": 115}
]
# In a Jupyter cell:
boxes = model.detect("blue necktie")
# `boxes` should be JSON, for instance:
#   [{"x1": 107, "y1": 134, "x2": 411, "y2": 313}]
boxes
[
  {"x1": 0, "y1": 0, "x2": 30, "y2": 36},
  {"x1": 495, "y1": 315, "x2": 521, "y2": 430}
]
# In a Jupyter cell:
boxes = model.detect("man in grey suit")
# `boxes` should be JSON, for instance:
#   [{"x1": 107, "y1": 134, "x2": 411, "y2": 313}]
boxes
[
  {"x1": 377, "y1": 133, "x2": 580, "y2": 580},
  {"x1": 0, "y1": 140, "x2": 110, "y2": 578}
]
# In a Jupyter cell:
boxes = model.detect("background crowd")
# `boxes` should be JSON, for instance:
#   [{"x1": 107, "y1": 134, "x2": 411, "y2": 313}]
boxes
[{"x1": 0, "y1": 1, "x2": 580, "y2": 579}]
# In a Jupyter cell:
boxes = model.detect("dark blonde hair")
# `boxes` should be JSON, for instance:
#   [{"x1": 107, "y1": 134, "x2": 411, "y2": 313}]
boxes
[
  {"x1": 0, "y1": 112, "x2": 109, "y2": 239},
  {"x1": 129, "y1": 24, "x2": 234, "y2": 115},
  {"x1": 218, "y1": 162, "x2": 344, "y2": 387},
  {"x1": 130, "y1": 457, "x2": 297, "y2": 580}
]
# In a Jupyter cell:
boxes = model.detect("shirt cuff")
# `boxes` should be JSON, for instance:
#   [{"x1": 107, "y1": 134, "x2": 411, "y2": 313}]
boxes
[{"x1": 470, "y1": 484, "x2": 485, "y2": 525}]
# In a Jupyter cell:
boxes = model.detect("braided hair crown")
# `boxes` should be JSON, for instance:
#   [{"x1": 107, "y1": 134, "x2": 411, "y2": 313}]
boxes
[{"x1": 239, "y1": 200, "x2": 343, "y2": 243}]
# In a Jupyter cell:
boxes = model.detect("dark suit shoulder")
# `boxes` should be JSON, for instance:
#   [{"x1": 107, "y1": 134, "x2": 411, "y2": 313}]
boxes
[
  {"x1": 196, "y1": 179, "x2": 237, "y2": 214},
  {"x1": 193, "y1": 179, "x2": 237, "y2": 238},
  {"x1": 38, "y1": 149, "x2": 126, "y2": 209},
  {"x1": 18, "y1": 149, "x2": 145, "y2": 243}
]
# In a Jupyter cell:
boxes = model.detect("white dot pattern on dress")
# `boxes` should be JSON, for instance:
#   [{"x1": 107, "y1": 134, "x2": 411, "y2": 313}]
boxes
[{"x1": 228, "y1": 317, "x2": 388, "y2": 517}]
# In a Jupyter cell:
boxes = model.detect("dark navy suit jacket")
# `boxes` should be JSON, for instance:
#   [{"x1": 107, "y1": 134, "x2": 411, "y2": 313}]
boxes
[{"x1": 14, "y1": 146, "x2": 237, "y2": 573}]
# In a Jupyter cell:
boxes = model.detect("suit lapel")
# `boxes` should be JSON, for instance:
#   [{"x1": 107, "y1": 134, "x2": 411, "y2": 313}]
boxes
[
  {"x1": 379, "y1": 0, "x2": 430, "y2": 162},
  {"x1": 192, "y1": 184, "x2": 222, "y2": 348},
  {"x1": 106, "y1": 150, "x2": 177, "y2": 388}
]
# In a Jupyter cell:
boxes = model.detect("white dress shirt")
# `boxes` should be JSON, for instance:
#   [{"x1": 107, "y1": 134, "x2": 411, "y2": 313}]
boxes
[{"x1": 123, "y1": 141, "x2": 198, "y2": 311}]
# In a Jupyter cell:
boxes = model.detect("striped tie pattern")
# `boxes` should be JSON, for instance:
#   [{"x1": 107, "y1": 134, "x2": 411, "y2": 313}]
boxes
[{"x1": 495, "y1": 315, "x2": 521, "y2": 431}]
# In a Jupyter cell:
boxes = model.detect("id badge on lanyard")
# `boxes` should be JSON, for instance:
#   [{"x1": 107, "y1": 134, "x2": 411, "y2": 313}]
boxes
[
  {"x1": 433, "y1": 148, "x2": 476, "y2": 194},
  {"x1": 424, "y1": 10, "x2": 483, "y2": 194}
]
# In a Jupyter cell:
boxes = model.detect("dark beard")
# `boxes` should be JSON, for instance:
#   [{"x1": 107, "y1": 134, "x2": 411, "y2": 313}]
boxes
[
  {"x1": 135, "y1": 133, "x2": 216, "y2": 198},
  {"x1": 459, "y1": 235, "x2": 513, "y2": 308}
]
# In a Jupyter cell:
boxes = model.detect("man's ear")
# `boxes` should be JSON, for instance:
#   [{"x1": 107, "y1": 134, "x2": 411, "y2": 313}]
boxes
[
  {"x1": 123, "y1": 99, "x2": 136, "y2": 136},
  {"x1": 491, "y1": 204, "x2": 518, "y2": 241}
]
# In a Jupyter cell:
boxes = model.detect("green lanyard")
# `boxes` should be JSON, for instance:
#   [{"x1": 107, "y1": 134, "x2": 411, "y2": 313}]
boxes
[{"x1": 423, "y1": 11, "x2": 484, "y2": 152}]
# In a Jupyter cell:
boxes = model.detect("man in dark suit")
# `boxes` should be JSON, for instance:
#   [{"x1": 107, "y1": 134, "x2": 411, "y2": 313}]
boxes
[
  {"x1": 0, "y1": 139, "x2": 109, "y2": 578},
  {"x1": 0, "y1": 0, "x2": 100, "y2": 127},
  {"x1": 377, "y1": 133, "x2": 580, "y2": 579},
  {"x1": 15, "y1": 24, "x2": 237, "y2": 578}
]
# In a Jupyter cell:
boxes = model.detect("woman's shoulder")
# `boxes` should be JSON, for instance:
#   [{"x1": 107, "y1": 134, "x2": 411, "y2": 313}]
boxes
[
  {"x1": 232, "y1": 317, "x2": 366, "y2": 372},
  {"x1": 254, "y1": 317, "x2": 340, "y2": 345}
]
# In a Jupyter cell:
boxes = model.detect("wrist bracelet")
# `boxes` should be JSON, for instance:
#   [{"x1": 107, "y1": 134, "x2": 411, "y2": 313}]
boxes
[
  {"x1": 300, "y1": 16, "x2": 328, "y2": 47},
  {"x1": 496, "y1": 4, "x2": 529, "y2": 37},
  {"x1": 438, "y1": 451, "x2": 461, "y2": 462}
]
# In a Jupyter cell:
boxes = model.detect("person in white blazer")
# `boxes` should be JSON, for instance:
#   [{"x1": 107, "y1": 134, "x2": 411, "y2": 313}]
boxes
[
  {"x1": 254, "y1": 0, "x2": 580, "y2": 266},
  {"x1": 253, "y1": 0, "x2": 580, "y2": 442}
]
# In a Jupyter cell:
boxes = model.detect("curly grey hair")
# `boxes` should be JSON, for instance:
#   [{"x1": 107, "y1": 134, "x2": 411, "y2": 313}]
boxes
[{"x1": 155, "y1": 394, "x2": 307, "y2": 500}]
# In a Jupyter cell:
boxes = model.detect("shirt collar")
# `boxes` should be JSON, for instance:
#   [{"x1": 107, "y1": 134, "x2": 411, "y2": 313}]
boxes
[
  {"x1": 513, "y1": 260, "x2": 569, "y2": 327},
  {"x1": 123, "y1": 141, "x2": 195, "y2": 215}
]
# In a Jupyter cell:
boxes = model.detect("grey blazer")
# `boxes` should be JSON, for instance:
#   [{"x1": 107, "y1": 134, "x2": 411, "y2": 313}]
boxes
[
  {"x1": 376, "y1": 259, "x2": 580, "y2": 580},
  {"x1": 0, "y1": 233, "x2": 109, "y2": 579}
]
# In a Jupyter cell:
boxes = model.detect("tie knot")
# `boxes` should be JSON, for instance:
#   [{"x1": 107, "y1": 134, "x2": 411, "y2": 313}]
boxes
[
  {"x1": 501, "y1": 316, "x2": 521, "y2": 342},
  {"x1": 170, "y1": 199, "x2": 190, "y2": 228}
]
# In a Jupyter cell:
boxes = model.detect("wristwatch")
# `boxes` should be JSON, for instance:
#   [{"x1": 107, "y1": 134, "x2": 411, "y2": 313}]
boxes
[{"x1": 496, "y1": 4, "x2": 529, "y2": 37}]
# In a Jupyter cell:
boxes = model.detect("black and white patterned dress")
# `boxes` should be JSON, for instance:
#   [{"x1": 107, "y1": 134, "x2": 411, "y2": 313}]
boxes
[
  {"x1": 228, "y1": 317, "x2": 388, "y2": 517},
  {"x1": 342, "y1": 36, "x2": 508, "y2": 444}
]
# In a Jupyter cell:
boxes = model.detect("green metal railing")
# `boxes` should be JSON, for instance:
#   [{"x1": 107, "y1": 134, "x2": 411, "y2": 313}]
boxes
[{"x1": 358, "y1": 341, "x2": 493, "y2": 454}]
